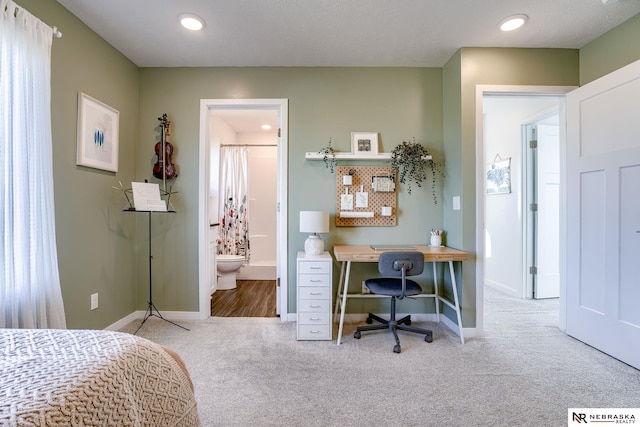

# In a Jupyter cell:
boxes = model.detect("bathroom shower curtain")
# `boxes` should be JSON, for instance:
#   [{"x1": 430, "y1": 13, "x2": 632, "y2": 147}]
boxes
[{"x1": 218, "y1": 147, "x2": 250, "y2": 262}]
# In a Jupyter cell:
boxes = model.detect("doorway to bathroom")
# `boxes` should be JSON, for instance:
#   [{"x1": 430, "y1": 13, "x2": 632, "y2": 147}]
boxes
[{"x1": 198, "y1": 99, "x2": 289, "y2": 320}]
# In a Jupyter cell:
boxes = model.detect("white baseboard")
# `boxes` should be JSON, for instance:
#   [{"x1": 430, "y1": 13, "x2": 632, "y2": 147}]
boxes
[
  {"x1": 107, "y1": 310, "x2": 477, "y2": 341},
  {"x1": 329, "y1": 312, "x2": 476, "y2": 341},
  {"x1": 105, "y1": 310, "x2": 202, "y2": 331},
  {"x1": 338, "y1": 312, "x2": 440, "y2": 323},
  {"x1": 105, "y1": 312, "x2": 140, "y2": 331}
]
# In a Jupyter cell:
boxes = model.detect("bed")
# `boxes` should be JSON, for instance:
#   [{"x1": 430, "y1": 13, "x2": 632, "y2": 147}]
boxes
[{"x1": 0, "y1": 328, "x2": 201, "y2": 426}]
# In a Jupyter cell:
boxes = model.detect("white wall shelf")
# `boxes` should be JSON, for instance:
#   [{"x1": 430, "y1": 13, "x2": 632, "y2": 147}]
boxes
[{"x1": 305, "y1": 152, "x2": 431, "y2": 161}]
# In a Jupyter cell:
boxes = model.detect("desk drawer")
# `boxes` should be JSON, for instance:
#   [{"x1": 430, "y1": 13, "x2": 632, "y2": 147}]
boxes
[
  {"x1": 297, "y1": 311, "x2": 331, "y2": 325},
  {"x1": 298, "y1": 261, "x2": 331, "y2": 274},
  {"x1": 298, "y1": 299, "x2": 331, "y2": 312},
  {"x1": 298, "y1": 286, "x2": 331, "y2": 300},
  {"x1": 298, "y1": 274, "x2": 331, "y2": 287},
  {"x1": 297, "y1": 324, "x2": 331, "y2": 340}
]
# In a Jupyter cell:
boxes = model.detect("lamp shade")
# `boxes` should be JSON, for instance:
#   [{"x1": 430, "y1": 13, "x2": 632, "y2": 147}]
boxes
[{"x1": 299, "y1": 211, "x2": 329, "y2": 234}]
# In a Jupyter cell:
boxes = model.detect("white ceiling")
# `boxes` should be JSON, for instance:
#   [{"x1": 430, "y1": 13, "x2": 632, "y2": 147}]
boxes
[{"x1": 56, "y1": 0, "x2": 640, "y2": 68}]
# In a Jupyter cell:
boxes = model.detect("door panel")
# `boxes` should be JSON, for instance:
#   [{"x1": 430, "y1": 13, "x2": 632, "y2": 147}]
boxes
[
  {"x1": 566, "y1": 59, "x2": 640, "y2": 369},
  {"x1": 535, "y1": 124, "x2": 560, "y2": 299},
  {"x1": 619, "y1": 166, "x2": 640, "y2": 327},
  {"x1": 578, "y1": 170, "x2": 606, "y2": 313}
]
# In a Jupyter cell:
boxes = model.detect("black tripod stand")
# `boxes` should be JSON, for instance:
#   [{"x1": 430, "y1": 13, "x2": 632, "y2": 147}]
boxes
[{"x1": 134, "y1": 210, "x2": 189, "y2": 335}]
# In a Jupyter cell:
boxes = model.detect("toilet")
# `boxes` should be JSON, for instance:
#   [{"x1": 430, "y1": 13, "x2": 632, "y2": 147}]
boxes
[{"x1": 216, "y1": 254, "x2": 245, "y2": 290}]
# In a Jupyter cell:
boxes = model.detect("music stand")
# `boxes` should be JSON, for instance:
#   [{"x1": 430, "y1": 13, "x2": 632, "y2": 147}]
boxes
[{"x1": 125, "y1": 209, "x2": 189, "y2": 335}]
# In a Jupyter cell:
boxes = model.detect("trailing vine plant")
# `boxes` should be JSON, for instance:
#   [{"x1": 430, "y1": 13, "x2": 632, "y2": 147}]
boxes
[
  {"x1": 389, "y1": 139, "x2": 443, "y2": 203},
  {"x1": 319, "y1": 137, "x2": 337, "y2": 173}
]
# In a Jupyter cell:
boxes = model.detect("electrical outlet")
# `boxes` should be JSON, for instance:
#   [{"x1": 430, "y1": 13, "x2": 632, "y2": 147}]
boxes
[
  {"x1": 361, "y1": 281, "x2": 370, "y2": 294},
  {"x1": 90, "y1": 293, "x2": 98, "y2": 310}
]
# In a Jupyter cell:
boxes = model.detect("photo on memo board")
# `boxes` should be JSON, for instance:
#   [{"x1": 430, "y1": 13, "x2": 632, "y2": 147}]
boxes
[{"x1": 76, "y1": 92, "x2": 120, "y2": 172}]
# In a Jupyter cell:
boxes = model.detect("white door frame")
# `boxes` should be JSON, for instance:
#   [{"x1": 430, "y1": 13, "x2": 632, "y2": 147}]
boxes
[
  {"x1": 474, "y1": 85, "x2": 575, "y2": 335},
  {"x1": 198, "y1": 99, "x2": 289, "y2": 320}
]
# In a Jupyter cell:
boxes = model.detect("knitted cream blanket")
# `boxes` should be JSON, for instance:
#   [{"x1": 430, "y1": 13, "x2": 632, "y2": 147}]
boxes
[{"x1": 0, "y1": 328, "x2": 200, "y2": 426}]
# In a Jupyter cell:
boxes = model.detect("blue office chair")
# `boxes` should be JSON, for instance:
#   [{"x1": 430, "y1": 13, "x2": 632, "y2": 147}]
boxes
[{"x1": 353, "y1": 251, "x2": 433, "y2": 353}]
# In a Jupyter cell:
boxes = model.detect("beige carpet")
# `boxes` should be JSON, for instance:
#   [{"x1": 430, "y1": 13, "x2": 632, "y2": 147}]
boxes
[{"x1": 120, "y1": 285, "x2": 640, "y2": 426}]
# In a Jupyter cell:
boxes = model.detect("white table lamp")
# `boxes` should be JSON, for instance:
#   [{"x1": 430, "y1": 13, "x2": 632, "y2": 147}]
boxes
[{"x1": 300, "y1": 211, "x2": 329, "y2": 256}]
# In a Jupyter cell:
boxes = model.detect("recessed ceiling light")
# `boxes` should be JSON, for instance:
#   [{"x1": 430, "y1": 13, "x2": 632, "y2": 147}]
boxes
[
  {"x1": 179, "y1": 14, "x2": 205, "y2": 31},
  {"x1": 261, "y1": 124, "x2": 272, "y2": 130},
  {"x1": 499, "y1": 14, "x2": 528, "y2": 32}
]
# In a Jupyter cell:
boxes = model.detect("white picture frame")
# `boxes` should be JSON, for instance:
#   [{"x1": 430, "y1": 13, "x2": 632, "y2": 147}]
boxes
[
  {"x1": 76, "y1": 92, "x2": 120, "y2": 172},
  {"x1": 351, "y1": 132, "x2": 379, "y2": 155}
]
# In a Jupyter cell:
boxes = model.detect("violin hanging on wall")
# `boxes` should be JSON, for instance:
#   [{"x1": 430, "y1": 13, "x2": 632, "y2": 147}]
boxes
[{"x1": 153, "y1": 113, "x2": 178, "y2": 180}]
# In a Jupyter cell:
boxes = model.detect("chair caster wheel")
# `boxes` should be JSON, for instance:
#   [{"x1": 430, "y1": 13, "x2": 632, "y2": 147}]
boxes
[
  {"x1": 393, "y1": 345, "x2": 401, "y2": 353},
  {"x1": 365, "y1": 317, "x2": 373, "y2": 324},
  {"x1": 354, "y1": 331, "x2": 361, "y2": 339},
  {"x1": 425, "y1": 333, "x2": 433, "y2": 343}
]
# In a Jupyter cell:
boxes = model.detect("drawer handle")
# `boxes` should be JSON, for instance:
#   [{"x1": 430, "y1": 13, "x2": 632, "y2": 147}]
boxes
[
  {"x1": 310, "y1": 292, "x2": 322, "y2": 295},
  {"x1": 309, "y1": 330, "x2": 320, "y2": 334},
  {"x1": 310, "y1": 279, "x2": 322, "y2": 283},
  {"x1": 310, "y1": 305, "x2": 321, "y2": 308},
  {"x1": 310, "y1": 266, "x2": 322, "y2": 270},
  {"x1": 309, "y1": 317, "x2": 321, "y2": 321}
]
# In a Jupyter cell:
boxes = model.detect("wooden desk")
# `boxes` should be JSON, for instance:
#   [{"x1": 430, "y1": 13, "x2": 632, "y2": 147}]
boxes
[{"x1": 333, "y1": 245, "x2": 468, "y2": 345}]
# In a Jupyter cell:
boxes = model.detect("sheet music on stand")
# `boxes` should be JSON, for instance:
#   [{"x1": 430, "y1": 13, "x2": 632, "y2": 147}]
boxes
[{"x1": 131, "y1": 182, "x2": 167, "y2": 211}]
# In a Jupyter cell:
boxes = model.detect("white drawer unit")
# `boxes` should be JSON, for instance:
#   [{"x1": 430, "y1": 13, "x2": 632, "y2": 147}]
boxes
[{"x1": 297, "y1": 252, "x2": 332, "y2": 340}]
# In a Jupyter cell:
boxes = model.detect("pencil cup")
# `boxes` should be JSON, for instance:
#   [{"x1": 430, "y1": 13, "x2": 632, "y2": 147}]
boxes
[{"x1": 430, "y1": 234, "x2": 442, "y2": 247}]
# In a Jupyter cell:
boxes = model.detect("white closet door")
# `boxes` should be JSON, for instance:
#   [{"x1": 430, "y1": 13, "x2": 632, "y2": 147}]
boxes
[{"x1": 566, "y1": 59, "x2": 640, "y2": 369}]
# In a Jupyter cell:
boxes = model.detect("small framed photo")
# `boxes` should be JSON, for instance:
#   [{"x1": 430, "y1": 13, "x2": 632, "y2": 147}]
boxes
[
  {"x1": 351, "y1": 132, "x2": 379, "y2": 155},
  {"x1": 76, "y1": 92, "x2": 120, "y2": 172}
]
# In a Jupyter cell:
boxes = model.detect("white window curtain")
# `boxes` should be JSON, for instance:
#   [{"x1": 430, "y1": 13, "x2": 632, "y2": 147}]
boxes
[{"x1": 0, "y1": 0, "x2": 66, "y2": 328}]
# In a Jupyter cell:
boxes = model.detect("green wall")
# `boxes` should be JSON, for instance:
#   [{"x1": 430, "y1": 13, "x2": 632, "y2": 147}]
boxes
[
  {"x1": 137, "y1": 67, "x2": 444, "y2": 315},
  {"x1": 580, "y1": 13, "x2": 640, "y2": 85},
  {"x1": 12, "y1": 2, "x2": 640, "y2": 330},
  {"x1": 15, "y1": 0, "x2": 140, "y2": 329}
]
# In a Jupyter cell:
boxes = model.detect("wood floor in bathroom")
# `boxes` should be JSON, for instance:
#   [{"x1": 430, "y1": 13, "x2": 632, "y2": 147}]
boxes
[{"x1": 211, "y1": 280, "x2": 277, "y2": 317}]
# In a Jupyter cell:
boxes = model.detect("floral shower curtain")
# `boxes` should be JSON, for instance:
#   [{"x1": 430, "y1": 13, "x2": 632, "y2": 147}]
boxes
[{"x1": 218, "y1": 146, "x2": 250, "y2": 262}]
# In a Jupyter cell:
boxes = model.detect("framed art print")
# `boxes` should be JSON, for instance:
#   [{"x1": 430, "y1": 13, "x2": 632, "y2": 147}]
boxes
[
  {"x1": 351, "y1": 132, "x2": 379, "y2": 155},
  {"x1": 486, "y1": 157, "x2": 511, "y2": 194},
  {"x1": 76, "y1": 92, "x2": 120, "y2": 172}
]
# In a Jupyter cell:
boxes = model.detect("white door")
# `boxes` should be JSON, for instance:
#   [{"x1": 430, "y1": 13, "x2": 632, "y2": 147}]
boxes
[
  {"x1": 534, "y1": 123, "x2": 560, "y2": 299},
  {"x1": 566, "y1": 59, "x2": 640, "y2": 369}
]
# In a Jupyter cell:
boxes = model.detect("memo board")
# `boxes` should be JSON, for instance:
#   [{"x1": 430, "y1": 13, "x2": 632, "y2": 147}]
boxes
[{"x1": 335, "y1": 165, "x2": 396, "y2": 227}]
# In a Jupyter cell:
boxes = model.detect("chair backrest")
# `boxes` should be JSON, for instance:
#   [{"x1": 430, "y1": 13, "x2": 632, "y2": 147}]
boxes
[{"x1": 378, "y1": 251, "x2": 424, "y2": 277}]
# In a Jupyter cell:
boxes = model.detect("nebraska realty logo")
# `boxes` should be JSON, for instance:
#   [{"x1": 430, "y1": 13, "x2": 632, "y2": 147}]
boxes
[{"x1": 569, "y1": 408, "x2": 639, "y2": 424}]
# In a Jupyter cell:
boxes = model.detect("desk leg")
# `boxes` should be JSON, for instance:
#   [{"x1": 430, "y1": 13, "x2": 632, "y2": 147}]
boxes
[
  {"x1": 334, "y1": 261, "x2": 346, "y2": 322},
  {"x1": 432, "y1": 262, "x2": 440, "y2": 319},
  {"x1": 336, "y1": 261, "x2": 351, "y2": 345},
  {"x1": 448, "y1": 260, "x2": 465, "y2": 344}
]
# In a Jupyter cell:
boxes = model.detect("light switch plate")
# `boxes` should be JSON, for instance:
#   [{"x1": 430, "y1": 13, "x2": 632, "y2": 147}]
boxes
[{"x1": 453, "y1": 196, "x2": 461, "y2": 210}]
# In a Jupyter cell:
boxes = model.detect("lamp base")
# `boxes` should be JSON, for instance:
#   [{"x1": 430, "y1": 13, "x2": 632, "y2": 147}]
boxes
[{"x1": 304, "y1": 234, "x2": 324, "y2": 256}]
